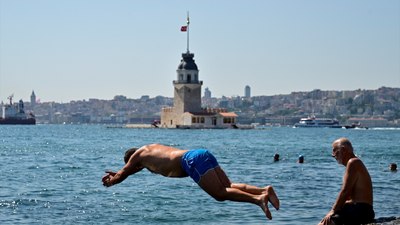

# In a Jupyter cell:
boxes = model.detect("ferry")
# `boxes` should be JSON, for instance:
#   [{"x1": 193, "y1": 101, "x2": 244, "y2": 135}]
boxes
[
  {"x1": 0, "y1": 95, "x2": 36, "y2": 125},
  {"x1": 293, "y1": 116, "x2": 341, "y2": 128}
]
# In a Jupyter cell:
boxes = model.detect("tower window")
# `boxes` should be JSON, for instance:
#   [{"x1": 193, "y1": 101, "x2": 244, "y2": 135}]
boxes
[
  {"x1": 180, "y1": 74, "x2": 183, "y2": 81},
  {"x1": 187, "y1": 75, "x2": 191, "y2": 83}
]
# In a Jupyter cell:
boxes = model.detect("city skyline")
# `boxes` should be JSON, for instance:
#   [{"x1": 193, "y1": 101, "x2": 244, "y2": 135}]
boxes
[{"x1": 1, "y1": 0, "x2": 399, "y2": 102}]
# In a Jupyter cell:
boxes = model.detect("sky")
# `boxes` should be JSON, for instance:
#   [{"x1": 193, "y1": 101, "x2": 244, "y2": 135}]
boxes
[{"x1": 0, "y1": 0, "x2": 399, "y2": 103}]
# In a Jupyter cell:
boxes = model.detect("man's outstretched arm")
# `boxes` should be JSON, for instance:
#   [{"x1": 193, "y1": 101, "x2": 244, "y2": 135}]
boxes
[{"x1": 102, "y1": 149, "x2": 144, "y2": 187}]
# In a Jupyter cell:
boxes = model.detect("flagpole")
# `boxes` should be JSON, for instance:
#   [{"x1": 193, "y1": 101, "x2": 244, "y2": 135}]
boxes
[{"x1": 186, "y1": 12, "x2": 190, "y2": 53}]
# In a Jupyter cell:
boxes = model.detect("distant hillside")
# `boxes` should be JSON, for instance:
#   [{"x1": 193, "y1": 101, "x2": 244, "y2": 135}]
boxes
[{"x1": 16, "y1": 87, "x2": 400, "y2": 127}]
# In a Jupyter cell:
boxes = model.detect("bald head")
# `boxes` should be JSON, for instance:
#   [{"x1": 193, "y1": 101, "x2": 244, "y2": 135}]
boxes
[
  {"x1": 333, "y1": 137, "x2": 354, "y2": 153},
  {"x1": 332, "y1": 138, "x2": 356, "y2": 166}
]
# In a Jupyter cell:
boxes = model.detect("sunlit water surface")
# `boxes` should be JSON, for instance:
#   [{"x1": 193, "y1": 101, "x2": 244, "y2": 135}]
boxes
[{"x1": 0, "y1": 125, "x2": 399, "y2": 224}]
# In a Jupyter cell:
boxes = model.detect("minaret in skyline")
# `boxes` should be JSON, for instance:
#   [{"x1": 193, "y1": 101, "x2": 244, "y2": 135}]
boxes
[{"x1": 30, "y1": 90, "x2": 36, "y2": 108}]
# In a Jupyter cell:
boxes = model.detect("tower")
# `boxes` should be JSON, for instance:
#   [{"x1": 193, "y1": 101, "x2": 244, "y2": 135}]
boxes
[
  {"x1": 173, "y1": 52, "x2": 202, "y2": 115},
  {"x1": 245, "y1": 85, "x2": 251, "y2": 98},
  {"x1": 160, "y1": 13, "x2": 237, "y2": 128},
  {"x1": 30, "y1": 90, "x2": 36, "y2": 108},
  {"x1": 204, "y1": 87, "x2": 211, "y2": 99}
]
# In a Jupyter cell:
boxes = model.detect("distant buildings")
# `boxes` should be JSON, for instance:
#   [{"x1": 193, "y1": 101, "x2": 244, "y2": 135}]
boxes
[{"x1": 7, "y1": 86, "x2": 400, "y2": 127}]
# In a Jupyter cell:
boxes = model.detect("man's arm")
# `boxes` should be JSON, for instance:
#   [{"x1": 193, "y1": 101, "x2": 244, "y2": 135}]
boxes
[
  {"x1": 331, "y1": 158, "x2": 360, "y2": 212},
  {"x1": 103, "y1": 148, "x2": 145, "y2": 187}
]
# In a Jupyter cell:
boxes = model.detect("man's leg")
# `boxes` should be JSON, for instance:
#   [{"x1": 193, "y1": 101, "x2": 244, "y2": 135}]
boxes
[
  {"x1": 213, "y1": 167, "x2": 275, "y2": 197},
  {"x1": 231, "y1": 183, "x2": 265, "y2": 194},
  {"x1": 198, "y1": 166, "x2": 276, "y2": 220},
  {"x1": 231, "y1": 183, "x2": 279, "y2": 210}
]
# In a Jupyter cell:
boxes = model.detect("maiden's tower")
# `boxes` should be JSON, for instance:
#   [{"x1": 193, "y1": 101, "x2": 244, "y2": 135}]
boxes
[{"x1": 160, "y1": 15, "x2": 237, "y2": 128}]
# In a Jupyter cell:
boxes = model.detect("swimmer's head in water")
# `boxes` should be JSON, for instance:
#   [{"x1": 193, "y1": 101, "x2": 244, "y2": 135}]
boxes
[
  {"x1": 390, "y1": 163, "x2": 397, "y2": 171},
  {"x1": 298, "y1": 155, "x2": 304, "y2": 163}
]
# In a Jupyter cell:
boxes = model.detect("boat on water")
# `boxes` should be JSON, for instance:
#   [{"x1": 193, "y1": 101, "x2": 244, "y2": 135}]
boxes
[
  {"x1": 343, "y1": 122, "x2": 368, "y2": 130},
  {"x1": 293, "y1": 116, "x2": 341, "y2": 128},
  {"x1": 0, "y1": 95, "x2": 36, "y2": 125}
]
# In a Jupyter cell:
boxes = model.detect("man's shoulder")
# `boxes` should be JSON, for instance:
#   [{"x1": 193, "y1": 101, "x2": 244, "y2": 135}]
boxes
[
  {"x1": 142, "y1": 144, "x2": 180, "y2": 154},
  {"x1": 140, "y1": 144, "x2": 162, "y2": 151},
  {"x1": 348, "y1": 157, "x2": 361, "y2": 163},
  {"x1": 347, "y1": 157, "x2": 366, "y2": 171},
  {"x1": 145, "y1": 143, "x2": 167, "y2": 149}
]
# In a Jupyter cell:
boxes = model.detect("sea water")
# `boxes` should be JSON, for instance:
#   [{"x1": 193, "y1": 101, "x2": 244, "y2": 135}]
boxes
[{"x1": 0, "y1": 125, "x2": 399, "y2": 225}]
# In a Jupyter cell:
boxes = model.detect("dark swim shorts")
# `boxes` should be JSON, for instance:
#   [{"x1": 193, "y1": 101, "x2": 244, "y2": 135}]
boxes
[
  {"x1": 331, "y1": 202, "x2": 375, "y2": 225},
  {"x1": 181, "y1": 149, "x2": 219, "y2": 183}
]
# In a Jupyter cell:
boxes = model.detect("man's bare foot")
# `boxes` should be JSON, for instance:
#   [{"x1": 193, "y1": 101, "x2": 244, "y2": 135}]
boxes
[
  {"x1": 259, "y1": 194, "x2": 272, "y2": 220},
  {"x1": 263, "y1": 186, "x2": 280, "y2": 210}
]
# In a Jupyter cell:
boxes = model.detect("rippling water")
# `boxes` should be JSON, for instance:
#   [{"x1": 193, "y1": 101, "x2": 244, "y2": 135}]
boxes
[{"x1": 0, "y1": 125, "x2": 399, "y2": 224}]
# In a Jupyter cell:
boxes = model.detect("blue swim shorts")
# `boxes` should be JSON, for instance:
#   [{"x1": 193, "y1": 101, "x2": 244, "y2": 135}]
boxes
[{"x1": 181, "y1": 149, "x2": 219, "y2": 183}]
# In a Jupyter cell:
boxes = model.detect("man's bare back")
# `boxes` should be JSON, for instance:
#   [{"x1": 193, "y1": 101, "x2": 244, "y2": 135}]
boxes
[
  {"x1": 344, "y1": 157, "x2": 373, "y2": 205},
  {"x1": 132, "y1": 144, "x2": 188, "y2": 177}
]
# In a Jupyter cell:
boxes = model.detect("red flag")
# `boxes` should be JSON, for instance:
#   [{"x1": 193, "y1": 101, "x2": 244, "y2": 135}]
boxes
[{"x1": 180, "y1": 26, "x2": 187, "y2": 32}]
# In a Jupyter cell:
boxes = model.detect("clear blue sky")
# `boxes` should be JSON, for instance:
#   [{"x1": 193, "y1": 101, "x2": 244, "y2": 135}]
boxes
[{"x1": 1, "y1": 0, "x2": 399, "y2": 102}]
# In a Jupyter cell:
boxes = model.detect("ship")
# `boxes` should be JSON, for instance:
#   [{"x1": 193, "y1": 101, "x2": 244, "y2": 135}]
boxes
[
  {"x1": 0, "y1": 95, "x2": 36, "y2": 125},
  {"x1": 293, "y1": 115, "x2": 341, "y2": 128}
]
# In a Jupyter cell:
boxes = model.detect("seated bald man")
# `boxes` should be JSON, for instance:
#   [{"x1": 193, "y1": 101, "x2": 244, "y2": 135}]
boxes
[{"x1": 319, "y1": 138, "x2": 374, "y2": 225}]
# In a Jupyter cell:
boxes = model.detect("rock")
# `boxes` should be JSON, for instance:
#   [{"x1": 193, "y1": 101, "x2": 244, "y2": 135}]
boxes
[{"x1": 368, "y1": 217, "x2": 400, "y2": 225}]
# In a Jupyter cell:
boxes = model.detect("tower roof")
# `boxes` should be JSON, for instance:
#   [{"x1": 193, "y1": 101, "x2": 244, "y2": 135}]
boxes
[{"x1": 177, "y1": 52, "x2": 198, "y2": 70}]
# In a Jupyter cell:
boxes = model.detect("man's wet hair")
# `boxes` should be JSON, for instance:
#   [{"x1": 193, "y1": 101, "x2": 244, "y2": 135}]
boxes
[{"x1": 124, "y1": 147, "x2": 139, "y2": 164}]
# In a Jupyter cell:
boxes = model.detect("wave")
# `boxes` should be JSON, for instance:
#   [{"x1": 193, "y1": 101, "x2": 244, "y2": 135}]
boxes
[{"x1": 370, "y1": 127, "x2": 400, "y2": 130}]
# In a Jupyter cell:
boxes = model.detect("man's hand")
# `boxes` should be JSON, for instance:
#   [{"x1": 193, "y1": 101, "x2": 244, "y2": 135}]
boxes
[
  {"x1": 318, "y1": 210, "x2": 335, "y2": 225},
  {"x1": 102, "y1": 170, "x2": 117, "y2": 187}
]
